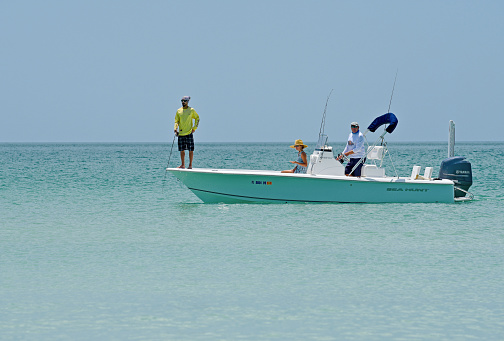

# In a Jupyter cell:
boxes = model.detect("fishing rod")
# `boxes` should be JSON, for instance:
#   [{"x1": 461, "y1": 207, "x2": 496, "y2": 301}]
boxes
[
  {"x1": 311, "y1": 89, "x2": 335, "y2": 171},
  {"x1": 376, "y1": 70, "x2": 398, "y2": 146},
  {"x1": 384, "y1": 70, "x2": 399, "y2": 176},
  {"x1": 319, "y1": 89, "x2": 333, "y2": 137},
  {"x1": 387, "y1": 69, "x2": 398, "y2": 113},
  {"x1": 354, "y1": 71, "x2": 400, "y2": 176}
]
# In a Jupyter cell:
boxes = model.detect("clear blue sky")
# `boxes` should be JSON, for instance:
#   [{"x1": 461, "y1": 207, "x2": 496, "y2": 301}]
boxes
[{"x1": 1, "y1": 0, "x2": 503, "y2": 142}]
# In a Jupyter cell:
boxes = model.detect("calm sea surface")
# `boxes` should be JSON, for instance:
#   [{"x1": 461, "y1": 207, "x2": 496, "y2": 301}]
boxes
[{"x1": 1, "y1": 142, "x2": 503, "y2": 340}]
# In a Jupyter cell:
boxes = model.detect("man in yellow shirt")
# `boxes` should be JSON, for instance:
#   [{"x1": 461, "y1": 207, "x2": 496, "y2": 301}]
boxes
[{"x1": 174, "y1": 96, "x2": 200, "y2": 169}]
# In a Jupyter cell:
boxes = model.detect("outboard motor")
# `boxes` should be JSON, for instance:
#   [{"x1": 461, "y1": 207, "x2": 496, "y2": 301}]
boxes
[{"x1": 438, "y1": 157, "x2": 473, "y2": 197}]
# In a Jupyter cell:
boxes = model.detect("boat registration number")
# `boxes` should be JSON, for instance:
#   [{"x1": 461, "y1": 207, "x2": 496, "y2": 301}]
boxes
[{"x1": 251, "y1": 181, "x2": 273, "y2": 185}]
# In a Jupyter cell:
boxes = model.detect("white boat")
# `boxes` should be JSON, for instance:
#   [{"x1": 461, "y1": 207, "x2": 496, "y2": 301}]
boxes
[{"x1": 167, "y1": 114, "x2": 473, "y2": 204}]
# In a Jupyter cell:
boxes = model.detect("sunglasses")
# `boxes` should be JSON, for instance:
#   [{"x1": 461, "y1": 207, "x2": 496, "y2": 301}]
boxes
[
  {"x1": 181, "y1": 100, "x2": 188, "y2": 102},
  {"x1": 351, "y1": 125, "x2": 359, "y2": 128}
]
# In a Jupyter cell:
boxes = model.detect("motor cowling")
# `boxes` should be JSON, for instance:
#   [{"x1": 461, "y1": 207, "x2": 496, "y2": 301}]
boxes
[{"x1": 438, "y1": 157, "x2": 473, "y2": 197}]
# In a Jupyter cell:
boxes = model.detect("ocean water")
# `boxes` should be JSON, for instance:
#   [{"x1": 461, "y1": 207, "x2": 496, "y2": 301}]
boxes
[{"x1": 1, "y1": 142, "x2": 503, "y2": 340}]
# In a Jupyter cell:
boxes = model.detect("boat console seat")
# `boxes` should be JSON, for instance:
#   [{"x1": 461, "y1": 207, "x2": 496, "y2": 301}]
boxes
[
  {"x1": 362, "y1": 164, "x2": 385, "y2": 177},
  {"x1": 367, "y1": 146, "x2": 385, "y2": 160}
]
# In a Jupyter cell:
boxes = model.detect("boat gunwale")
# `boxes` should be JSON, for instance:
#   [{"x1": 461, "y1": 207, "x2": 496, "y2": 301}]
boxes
[{"x1": 166, "y1": 167, "x2": 455, "y2": 185}]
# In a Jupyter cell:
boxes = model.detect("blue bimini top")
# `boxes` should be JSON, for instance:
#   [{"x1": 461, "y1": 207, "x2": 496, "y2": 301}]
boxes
[{"x1": 367, "y1": 113, "x2": 398, "y2": 134}]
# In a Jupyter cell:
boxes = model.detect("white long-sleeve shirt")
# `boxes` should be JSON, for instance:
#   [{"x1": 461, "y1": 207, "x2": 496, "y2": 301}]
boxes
[{"x1": 342, "y1": 131, "x2": 365, "y2": 159}]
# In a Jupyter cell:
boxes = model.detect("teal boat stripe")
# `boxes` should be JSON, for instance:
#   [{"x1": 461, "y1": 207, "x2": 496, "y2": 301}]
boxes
[{"x1": 189, "y1": 187, "x2": 360, "y2": 203}]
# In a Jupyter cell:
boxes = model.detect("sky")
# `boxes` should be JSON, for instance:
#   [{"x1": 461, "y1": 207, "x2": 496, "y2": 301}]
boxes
[{"x1": 1, "y1": 0, "x2": 503, "y2": 143}]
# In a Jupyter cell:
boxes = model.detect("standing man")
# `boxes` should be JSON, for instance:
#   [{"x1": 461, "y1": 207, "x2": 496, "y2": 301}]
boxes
[
  {"x1": 174, "y1": 96, "x2": 200, "y2": 169},
  {"x1": 336, "y1": 121, "x2": 366, "y2": 177}
]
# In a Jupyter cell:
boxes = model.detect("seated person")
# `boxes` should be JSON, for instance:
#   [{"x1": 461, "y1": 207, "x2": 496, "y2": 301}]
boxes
[{"x1": 282, "y1": 139, "x2": 308, "y2": 173}]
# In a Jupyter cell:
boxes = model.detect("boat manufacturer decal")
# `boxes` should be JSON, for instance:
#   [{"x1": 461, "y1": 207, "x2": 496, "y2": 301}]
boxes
[
  {"x1": 387, "y1": 188, "x2": 429, "y2": 192},
  {"x1": 251, "y1": 180, "x2": 272, "y2": 185}
]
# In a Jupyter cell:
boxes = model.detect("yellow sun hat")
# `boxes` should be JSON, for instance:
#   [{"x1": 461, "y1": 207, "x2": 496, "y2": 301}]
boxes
[{"x1": 290, "y1": 139, "x2": 308, "y2": 149}]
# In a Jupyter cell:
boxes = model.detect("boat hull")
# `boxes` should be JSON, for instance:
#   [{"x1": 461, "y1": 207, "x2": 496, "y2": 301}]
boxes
[{"x1": 167, "y1": 168, "x2": 455, "y2": 204}]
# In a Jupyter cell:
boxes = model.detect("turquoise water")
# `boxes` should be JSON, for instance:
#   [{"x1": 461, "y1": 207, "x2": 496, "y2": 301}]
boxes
[{"x1": 1, "y1": 142, "x2": 503, "y2": 340}]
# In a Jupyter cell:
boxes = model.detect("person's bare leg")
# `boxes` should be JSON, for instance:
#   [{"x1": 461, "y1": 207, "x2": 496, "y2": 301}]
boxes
[
  {"x1": 188, "y1": 151, "x2": 194, "y2": 169},
  {"x1": 178, "y1": 151, "x2": 185, "y2": 168}
]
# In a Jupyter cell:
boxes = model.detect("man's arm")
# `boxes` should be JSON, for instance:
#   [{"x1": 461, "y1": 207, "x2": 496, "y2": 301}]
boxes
[
  {"x1": 174, "y1": 112, "x2": 180, "y2": 134},
  {"x1": 192, "y1": 109, "x2": 200, "y2": 133}
]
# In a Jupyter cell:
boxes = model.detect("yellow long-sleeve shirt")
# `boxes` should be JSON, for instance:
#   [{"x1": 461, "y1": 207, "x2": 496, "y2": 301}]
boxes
[{"x1": 174, "y1": 107, "x2": 200, "y2": 136}]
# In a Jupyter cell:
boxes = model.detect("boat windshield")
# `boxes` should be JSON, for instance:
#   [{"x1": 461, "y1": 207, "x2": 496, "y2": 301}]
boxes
[{"x1": 315, "y1": 134, "x2": 329, "y2": 151}]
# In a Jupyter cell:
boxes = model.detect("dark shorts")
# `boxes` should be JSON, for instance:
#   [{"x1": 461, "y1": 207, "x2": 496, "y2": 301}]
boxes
[
  {"x1": 345, "y1": 158, "x2": 366, "y2": 176},
  {"x1": 178, "y1": 133, "x2": 194, "y2": 151}
]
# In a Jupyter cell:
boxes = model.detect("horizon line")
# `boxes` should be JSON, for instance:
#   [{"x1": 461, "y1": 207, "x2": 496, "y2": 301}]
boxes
[{"x1": 1, "y1": 140, "x2": 502, "y2": 144}]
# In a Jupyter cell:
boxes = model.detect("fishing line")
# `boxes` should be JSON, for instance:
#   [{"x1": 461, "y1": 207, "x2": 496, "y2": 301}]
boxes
[{"x1": 163, "y1": 133, "x2": 177, "y2": 181}]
